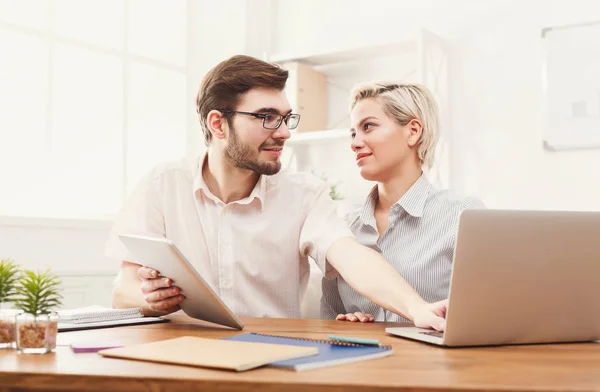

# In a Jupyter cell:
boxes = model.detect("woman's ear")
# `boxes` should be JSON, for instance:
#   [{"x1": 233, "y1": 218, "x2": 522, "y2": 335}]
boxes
[
  {"x1": 206, "y1": 110, "x2": 227, "y2": 141},
  {"x1": 406, "y1": 118, "x2": 423, "y2": 147}
]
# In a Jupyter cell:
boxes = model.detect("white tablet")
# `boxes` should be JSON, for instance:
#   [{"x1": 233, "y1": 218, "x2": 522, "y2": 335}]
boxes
[{"x1": 117, "y1": 233, "x2": 244, "y2": 330}]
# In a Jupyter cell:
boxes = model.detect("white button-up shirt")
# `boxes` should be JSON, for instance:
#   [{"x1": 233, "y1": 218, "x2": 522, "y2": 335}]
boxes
[{"x1": 105, "y1": 156, "x2": 353, "y2": 318}]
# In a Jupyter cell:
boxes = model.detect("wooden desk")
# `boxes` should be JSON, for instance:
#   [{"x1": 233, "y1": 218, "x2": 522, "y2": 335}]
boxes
[{"x1": 1, "y1": 314, "x2": 599, "y2": 392}]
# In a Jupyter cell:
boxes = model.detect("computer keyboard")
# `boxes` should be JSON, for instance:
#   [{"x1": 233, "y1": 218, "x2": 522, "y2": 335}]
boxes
[{"x1": 419, "y1": 331, "x2": 444, "y2": 338}]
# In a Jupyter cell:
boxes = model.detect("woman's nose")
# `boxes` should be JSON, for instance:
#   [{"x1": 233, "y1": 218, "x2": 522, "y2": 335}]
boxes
[{"x1": 351, "y1": 134, "x2": 364, "y2": 152}]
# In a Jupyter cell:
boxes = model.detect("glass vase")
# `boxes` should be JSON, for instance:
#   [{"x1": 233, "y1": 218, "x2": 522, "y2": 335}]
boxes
[
  {"x1": 16, "y1": 312, "x2": 59, "y2": 354},
  {"x1": 0, "y1": 309, "x2": 22, "y2": 349}
]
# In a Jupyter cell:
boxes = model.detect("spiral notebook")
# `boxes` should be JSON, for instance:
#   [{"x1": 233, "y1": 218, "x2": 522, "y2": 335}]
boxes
[
  {"x1": 59, "y1": 306, "x2": 144, "y2": 324},
  {"x1": 223, "y1": 333, "x2": 393, "y2": 371},
  {"x1": 57, "y1": 306, "x2": 168, "y2": 332}
]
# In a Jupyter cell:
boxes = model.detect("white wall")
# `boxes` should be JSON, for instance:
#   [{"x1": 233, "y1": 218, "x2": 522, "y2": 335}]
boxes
[
  {"x1": 454, "y1": 0, "x2": 600, "y2": 210},
  {"x1": 0, "y1": 217, "x2": 113, "y2": 274},
  {"x1": 274, "y1": 0, "x2": 600, "y2": 211},
  {"x1": 0, "y1": 216, "x2": 116, "y2": 309}
]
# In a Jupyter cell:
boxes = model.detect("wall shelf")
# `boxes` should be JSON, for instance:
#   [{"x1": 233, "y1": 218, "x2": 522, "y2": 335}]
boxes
[
  {"x1": 269, "y1": 40, "x2": 418, "y2": 66},
  {"x1": 285, "y1": 129, "x2": 350, "y2": 147}
]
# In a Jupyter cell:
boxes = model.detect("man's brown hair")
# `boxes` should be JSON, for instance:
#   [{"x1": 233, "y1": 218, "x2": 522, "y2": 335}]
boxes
[{"x1": 196, "y1": 55, "x2": 289, "y2": 145}]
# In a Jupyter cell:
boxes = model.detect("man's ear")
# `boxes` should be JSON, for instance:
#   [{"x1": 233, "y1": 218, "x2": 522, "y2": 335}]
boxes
[
  {"x1": 206, "y1": 110, "x2": 227, "y2": 141},
  {"x1": 406, "y1": 118, "x2": 423, "y2": 147}
]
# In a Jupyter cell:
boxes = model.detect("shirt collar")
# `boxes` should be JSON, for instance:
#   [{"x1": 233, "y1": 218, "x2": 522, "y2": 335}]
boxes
[
  {"x1": 396, "y1": 174, "x2": 431, "y2": 218},
  {"x1": 357, "y1": 186, "x2": 378, "y2": 229},
  {"x1": 193, "y1": 154, "x2": 266, "y2": 210},
  {"x1": 357, "y1": 173, "x2": 432, "y2": 226}
]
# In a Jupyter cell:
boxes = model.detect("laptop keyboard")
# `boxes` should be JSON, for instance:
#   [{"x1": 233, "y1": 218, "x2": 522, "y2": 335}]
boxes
[{"x1": 419, "y1": 331, "x2": 444, "y2": 338}]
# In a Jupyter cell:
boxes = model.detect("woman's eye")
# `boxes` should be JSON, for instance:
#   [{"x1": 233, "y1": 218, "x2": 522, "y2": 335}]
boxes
[
  {"x1": 364, "y1": 123, "x2": 375, "y2": 131},
  {"x1": 350, "y1": 132, "x2": 356, "y2": 139}
]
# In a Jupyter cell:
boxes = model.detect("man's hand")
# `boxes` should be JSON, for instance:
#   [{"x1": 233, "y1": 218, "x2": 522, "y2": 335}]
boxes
[
  {"x1": 138, "y1": 267, "x2": 185, "y2": 314},
  {"x1": 336, "y1": 312, "x2": 374, "y2": 323},
  {"x1": 410, "y1": 299, "x2": 448, "y2": 332}
]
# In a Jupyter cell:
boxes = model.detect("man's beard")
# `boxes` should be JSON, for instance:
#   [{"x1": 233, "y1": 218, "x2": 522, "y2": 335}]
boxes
[{"x1": 223, "y1": 124, "x2": 283, "y2": 176}]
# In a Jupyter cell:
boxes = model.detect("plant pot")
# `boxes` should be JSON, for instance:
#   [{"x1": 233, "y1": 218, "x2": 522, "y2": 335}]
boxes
[
  {"x1": 0, "y1": 309, "x2": 22, "y2": 349},
  {"x1": 16, "y1": 312, "x2": 59, "y2": 354}
]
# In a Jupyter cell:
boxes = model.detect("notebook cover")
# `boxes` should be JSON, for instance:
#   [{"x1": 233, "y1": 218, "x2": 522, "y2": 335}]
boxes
[
  {"x1": 98, "y1": 336, "x2": 319, "y2": 371},
  {"x1": 223, "y1": 333, "x2": 393, "y2": 371}
]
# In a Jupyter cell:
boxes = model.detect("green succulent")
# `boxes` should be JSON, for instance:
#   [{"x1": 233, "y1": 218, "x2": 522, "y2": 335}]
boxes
[
  {"x1": 13, "y1": 269, "x2": 63, "y2": 315},
  {"x1": 311, "y1": 171, "x2": 344, "y2": 200},
  {"x1": 328, "y1": 182, "x2": 344, "y2": 201},
  {"x1": 0, "y1": 258, "x2": 20, "y2": 304}
]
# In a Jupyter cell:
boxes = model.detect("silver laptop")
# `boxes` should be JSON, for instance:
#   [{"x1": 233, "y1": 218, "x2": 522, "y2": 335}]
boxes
[{"x1": 386, "y1": 209, "x2": 600, "y2": 347}]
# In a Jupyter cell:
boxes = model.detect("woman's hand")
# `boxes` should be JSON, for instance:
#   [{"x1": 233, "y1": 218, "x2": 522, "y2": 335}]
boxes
[{"x1": 335, "y1": 312, "x2": 375, "y2": 323}]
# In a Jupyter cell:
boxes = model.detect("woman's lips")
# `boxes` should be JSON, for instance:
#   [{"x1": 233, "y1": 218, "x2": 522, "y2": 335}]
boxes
[{"x1": 356, "y1": 152, "x2": 372, "y2": 164}]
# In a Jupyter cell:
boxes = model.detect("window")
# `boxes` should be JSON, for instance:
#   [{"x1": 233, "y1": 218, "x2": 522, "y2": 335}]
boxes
[{"x1": 0, "y1": 0, "x2": 189, "y2": 218}]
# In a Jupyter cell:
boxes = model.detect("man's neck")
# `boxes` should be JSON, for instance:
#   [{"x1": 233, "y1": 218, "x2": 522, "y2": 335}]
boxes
[
  {"x1": 203, "y1": 150, "x2": 260, "y2": 204},
  {"x1": 376, "y1": 161, "x2": 422, "y2": 212}
]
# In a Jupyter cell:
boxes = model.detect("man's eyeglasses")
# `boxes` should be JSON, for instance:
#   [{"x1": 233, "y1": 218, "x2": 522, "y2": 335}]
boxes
[{"x1": 219, "y1": 110, "x2": 301, "y2": 130}]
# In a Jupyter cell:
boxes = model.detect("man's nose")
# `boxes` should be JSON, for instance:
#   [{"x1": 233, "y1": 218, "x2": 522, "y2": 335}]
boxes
[{"x1": 272, "y1": 123, "x2": 291, "y2": 140}]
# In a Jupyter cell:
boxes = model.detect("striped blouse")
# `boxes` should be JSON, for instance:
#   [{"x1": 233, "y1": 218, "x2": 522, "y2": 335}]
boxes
[{"x1": 320, "y1": 174, "x2": 485, "y2": 322}]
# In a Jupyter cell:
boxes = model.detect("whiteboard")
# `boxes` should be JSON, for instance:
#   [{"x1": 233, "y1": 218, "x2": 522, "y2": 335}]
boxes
[{"x1": 542, "y1": 21, "x2": 600, "y2": 150}]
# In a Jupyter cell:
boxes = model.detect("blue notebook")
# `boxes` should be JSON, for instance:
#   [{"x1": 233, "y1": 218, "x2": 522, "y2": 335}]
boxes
[{"x1": 223, "y1": 333, "x2": 393, "y2": 371}]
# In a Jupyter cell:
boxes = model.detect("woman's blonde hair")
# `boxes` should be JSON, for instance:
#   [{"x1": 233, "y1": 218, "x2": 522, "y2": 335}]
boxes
[{"x1": 350, "y1": 83, "x2": 440, "y2": 169}]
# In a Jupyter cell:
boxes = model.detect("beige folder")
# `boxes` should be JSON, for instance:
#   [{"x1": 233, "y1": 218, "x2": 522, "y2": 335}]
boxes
[{"x1": 98, "y1": 336, "x2": 318, "y2": 371}]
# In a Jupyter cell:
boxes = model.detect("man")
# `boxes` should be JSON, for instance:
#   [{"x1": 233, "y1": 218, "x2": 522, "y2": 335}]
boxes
[{"x1": 106, "y1": 55, "x2": 447, "y2": 331}]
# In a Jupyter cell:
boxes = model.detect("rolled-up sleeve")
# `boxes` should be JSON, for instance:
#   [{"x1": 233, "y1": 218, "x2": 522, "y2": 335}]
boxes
[
  {"x1": 104, "y1": 169, "x2": 165, "y2": 263},
  {"x1": 299, "y1": 185, "x2": 354, "y2": 279}
]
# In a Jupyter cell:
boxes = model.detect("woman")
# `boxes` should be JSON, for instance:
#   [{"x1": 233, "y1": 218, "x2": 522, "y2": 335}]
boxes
[{"x1": 321, "y1": 83, "x2": 484, "y2": 323}]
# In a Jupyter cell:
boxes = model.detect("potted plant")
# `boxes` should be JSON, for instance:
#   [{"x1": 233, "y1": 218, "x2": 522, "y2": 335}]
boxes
[
  {"x1": 13, "y1": 269, "x2": 63, "y2": 354},
  {"x1": 328, "y1": 180, "x2": 344, "y2": 201},
  {"x1": 0, "y1": 258, "x2": 21, "y2": 349},
  {"x1": 311, "y1": 171, "x2": 345, "y2": 200},
  {"x1": 311, "y1": 170, "x2": 360, "y2": 218}
]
